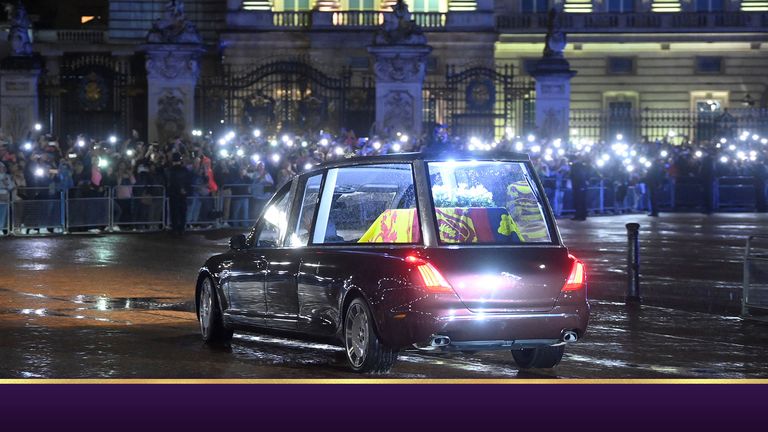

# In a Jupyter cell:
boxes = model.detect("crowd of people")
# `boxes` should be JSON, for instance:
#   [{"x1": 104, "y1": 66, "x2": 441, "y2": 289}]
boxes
[{"x1": 1, "y1": 123, "x2": 767, "y2": 235}]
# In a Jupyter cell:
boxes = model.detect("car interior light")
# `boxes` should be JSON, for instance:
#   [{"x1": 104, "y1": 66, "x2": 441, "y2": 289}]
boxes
[{"x1": 562, "y1": 254, "x2": 586, "y2": 292}]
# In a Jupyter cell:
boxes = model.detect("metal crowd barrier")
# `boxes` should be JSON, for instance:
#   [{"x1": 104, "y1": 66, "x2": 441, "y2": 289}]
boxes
[
  {"x1": 113, "y1": 185, "x2": 166, "y2": 231},
  {"x1": 716, "y1": 177, "x2": 756, "y2": 211},
  {"x1": 185, "y1": 194, "x2": 220, "y2": 228},
  {"x1": 66, "y1": 188, "x2": 111, "y2": 231},
  {"x1": 11, "y1": 187, "x2": 65, "y2": 233},
  {"x1": 743, "y1": 235, "x2": 768, "y2": 322},
  {"x1": 0, "y1": 196, "x2": 9, "y2": 236}
]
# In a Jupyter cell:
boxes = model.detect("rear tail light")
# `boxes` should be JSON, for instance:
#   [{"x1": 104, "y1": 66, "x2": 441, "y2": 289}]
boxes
[
  {"x1": 562, "y1": 254, "x2": 586, "y2": 292},
  {"x1": 405, "y1": 255, "x2": 454, "y2": 294}
]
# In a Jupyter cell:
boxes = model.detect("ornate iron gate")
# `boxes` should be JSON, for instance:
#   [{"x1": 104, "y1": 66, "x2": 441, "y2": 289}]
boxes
[
  {"x1": 41, "y1": 54, "x2": 145, "y2": 140},
  {"x1": 197, "y1": 60, "x2": 374, "y2": 135},
  {"x1": 423, "y1": 64, "x2": 535, "y2": 140}
]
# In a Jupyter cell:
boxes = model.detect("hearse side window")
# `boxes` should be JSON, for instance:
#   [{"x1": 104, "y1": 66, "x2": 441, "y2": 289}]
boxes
[
  {"x1": 291, "y1": 174, "x2": 323, "y2": 247},
  {"x1": 312, "y1": 164, "x2": 421, "y2": 245},
  {"x1": 426, "y1": 161, "x2": 554, "y2": 244},
  {"x1": 253, "y1": 188, "x2": 292, "y2": 248}
]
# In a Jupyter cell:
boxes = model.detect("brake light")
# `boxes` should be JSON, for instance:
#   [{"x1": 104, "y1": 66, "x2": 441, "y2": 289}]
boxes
[
  {"x1": 562, "y1": 254, "x2": 586, "y2": 292},
  {"x1": 405, "y1": 255, "x2": 454, "y2": 294}
]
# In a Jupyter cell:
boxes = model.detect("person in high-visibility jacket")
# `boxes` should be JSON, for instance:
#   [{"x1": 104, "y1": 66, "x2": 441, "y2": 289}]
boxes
[{"x1": 506, "y1": 180, "x2": 549, "y2": 242}]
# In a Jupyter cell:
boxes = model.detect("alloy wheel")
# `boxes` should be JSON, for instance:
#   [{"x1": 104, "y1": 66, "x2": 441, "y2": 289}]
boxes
[{"x1": 345, "y1": 302, "x2": 369, "y2": 368}]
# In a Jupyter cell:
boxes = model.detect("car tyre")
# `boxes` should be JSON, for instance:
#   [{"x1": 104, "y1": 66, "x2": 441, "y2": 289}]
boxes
[
  {"x1": 198, "y1": 277, "x2": 233, "y2": 344},
  {"x1": 344, "y1": 297, "x2": 397, "y2": 373},
  {"x1": 511, "y1": 345, "x2": 565, "y2": 369}
]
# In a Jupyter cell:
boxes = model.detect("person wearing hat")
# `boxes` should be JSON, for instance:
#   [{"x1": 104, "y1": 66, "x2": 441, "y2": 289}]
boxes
[{"x1": 167, "y1": 152, "x2": 192, "y2": 235}]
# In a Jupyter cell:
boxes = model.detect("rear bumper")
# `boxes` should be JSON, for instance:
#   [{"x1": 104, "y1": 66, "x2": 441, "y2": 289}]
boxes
[{"x1": 380, "y1": 302, "x2": 589, "y2": 349}]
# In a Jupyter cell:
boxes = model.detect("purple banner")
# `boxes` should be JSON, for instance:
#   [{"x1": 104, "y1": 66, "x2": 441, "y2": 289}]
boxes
[{"x1": 0, "y1": 383, "x2": 766, "y2": 428}]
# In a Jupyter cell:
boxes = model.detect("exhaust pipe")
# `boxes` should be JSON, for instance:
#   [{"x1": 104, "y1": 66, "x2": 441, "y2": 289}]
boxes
[
  {"x1": 562, "y1": 330, "x2": 578, "y2": 343},
  {"x1": 430, "y1": 335, "x2": 451, "y2": 347}
]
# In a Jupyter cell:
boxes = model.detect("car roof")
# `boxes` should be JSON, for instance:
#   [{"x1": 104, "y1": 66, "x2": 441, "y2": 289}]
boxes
[{"x1": 303, "y1": 151, "x2": 533, "y2": 176}]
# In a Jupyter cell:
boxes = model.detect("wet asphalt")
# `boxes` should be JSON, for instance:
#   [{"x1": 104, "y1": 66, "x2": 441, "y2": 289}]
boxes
[{"x1": 1, "y1": 213, "x2": 767, "y2": 379}]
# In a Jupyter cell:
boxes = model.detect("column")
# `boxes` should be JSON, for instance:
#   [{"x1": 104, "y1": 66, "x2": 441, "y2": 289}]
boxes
[
  {"x1": 143, "y1": 1, "x2": 204, "y2": 143},
  {"x1": 368, "y1": 1, "x2": 432, "y2": 139},
  {"x1": 530, "y1": 8, "x2": 576, "y2": 140},
  {"x1": 145, "y1": 45, "x2": 203, "y2": 143},
  {"x1": 0, "y1": 60, "x2": 41, "y2": 145}
]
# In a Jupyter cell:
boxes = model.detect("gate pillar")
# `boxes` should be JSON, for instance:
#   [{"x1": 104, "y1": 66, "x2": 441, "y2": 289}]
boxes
[
  {"x1": 143, "y1": 1, "x2": 204, "y2": 143},
  {"x1": 0, "y1": 2, "x2": 41, "y2": 145},
  {"x1": 530, "y1": 8, "x2": 576, "y2": 141},
  {"x1": 368, "y1": 1, "x2": 431, "y2": 142}
]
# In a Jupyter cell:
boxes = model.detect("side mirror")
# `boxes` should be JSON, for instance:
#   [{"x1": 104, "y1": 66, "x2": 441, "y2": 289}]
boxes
[{"x1": 229, "y1": 234, "x2": 247, "y2": 250}]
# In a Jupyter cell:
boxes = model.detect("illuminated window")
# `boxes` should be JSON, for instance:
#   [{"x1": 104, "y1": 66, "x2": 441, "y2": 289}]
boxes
[
  {"x1": 282, "y1": 0, "x2": 312, "y2": 11},
  {"x1": 651, "y1": 1, "x2": 681, "y2": 12},
  {"x1": 741, "y1": 1, "x2": 768, "y2": 11},
  {"x1": 81, "y1": 16, "x2": 96, "y2": 24},
  {"x1": 521, "y1": 0, "x2": 549, "y2": 13},
  {"x1": 606, "y1": 0, "x2": 634, "y2": 12},
  {"x1": 694, "y1": 0, "x2": 723, "y2": 11},
  {"x1": 411, "y1": 0, "x2": 445, "y2": 12},
  {"x1": 563, "y1": 0, "x2": 592, "y2": 13}
]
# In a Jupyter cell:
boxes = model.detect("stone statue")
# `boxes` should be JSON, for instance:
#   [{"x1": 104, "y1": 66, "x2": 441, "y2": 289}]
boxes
[
  {"x1": 543, "y1": 8, "x2": 566, "y2": 59},
  {"x1": 374, "y1": 0, "x2": 427, "y2": 46},
  {"x1": 147, "y1": 0, "x2": 202, "y2": 44},
  {"x1": 5, "y1": 1, "x2": 33, "y2": 57}
]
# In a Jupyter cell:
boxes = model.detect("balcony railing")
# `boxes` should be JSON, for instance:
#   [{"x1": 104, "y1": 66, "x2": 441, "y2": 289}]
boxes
[
  {"x1": 497, "y1": 11, "x2": 768, "y2": 33},
  {"x1": 34, "y1": 29, "x2": 107, "y2": 44},
  {"x1": 227, "y1": 10, "x2": 489, "y2": 31}
]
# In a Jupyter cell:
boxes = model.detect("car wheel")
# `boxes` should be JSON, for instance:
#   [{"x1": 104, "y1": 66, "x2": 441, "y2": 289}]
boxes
[
  {"x1": 344, "y1": 297, "x2": 397, "y2": 373},
  {"x1": 198, "y1": 277, "x2": 233, "y2": 344},
  {"x1": 511, "y1": 345, "x2": 565, "y2": 369}
]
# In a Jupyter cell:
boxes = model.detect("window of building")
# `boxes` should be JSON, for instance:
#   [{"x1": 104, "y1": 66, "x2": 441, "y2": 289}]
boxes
[
  {"x1": 410, "y1": 0, "x2": 444, "y2": 13},
  {"x1": 694, "y1": 0, "x2": 724, "y2": 12},
  {"x1": 695, "y1": 56, "x2": 723, "y2": 74},
  {"x1": 606, "y1": 0, "x2": 635, "y2": 12},
  {"x1": 651, "y1": 0, "x2": 681, "y2": 12},
  {"x1": 281, "y1": 0, "x2": 312, "y2": 11},
  {"x1": 521, "y1": 0, "x2": 549, "y2": 13},
  {"x1": 347, "y1": 0, "x2": 376, "y2": 10},
  {"x1": 348, "y1": 56, "x2": 370, "y2": 70},
  {"x1": 607, "y1": 57, "x2": 635, "y2": 74},
  {"x1": 312, "y1": 164, "x2": 421, "y2": 245}
]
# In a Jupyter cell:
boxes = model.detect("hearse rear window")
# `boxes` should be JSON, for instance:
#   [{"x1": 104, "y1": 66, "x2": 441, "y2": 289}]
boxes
[
  {"x1": 426, "y1": 161, "x2": 553, "y2": 244},
  {"x1": 312, "y1": 164, "x2": 421, "y2": 245}
]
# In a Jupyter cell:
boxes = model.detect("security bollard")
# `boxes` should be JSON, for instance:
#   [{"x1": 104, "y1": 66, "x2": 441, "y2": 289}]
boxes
[{"x1": 626, "y1": 223, "x2": 641, "y2": 304}]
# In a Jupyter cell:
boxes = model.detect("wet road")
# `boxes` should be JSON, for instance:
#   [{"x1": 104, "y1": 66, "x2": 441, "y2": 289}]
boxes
[{"x1": 1, "y1": 213, "x2": 767, "y2": 378}]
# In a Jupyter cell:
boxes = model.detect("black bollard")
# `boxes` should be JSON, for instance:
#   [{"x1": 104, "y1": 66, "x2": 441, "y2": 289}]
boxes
[{"x1": 626, "y1": 223, "x2": 641, "y2": 304}]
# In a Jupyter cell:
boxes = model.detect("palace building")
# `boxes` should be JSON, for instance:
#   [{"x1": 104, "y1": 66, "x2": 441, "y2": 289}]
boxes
[{"x1": 0, "y1": 0, "x2": 766, "y2": 143}]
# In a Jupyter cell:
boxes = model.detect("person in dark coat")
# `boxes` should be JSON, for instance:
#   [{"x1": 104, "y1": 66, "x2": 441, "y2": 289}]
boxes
[
  {"x1": 644, "y1": 159, "x2": 666, "y2": 217},
  {"x1": 570, "y1": 154, "x2": 589, "y2": 221},
  {"x1": 699, "y1": 151, "x2": 715, "y2": 214},
  {"x1": 167, "y1": 153, "x2": 192, "y2": 235}
]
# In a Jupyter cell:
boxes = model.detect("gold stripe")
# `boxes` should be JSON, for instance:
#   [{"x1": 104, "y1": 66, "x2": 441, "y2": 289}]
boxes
[{"x1": 1, "y1": 379, "x2": 767, "y2": 385}]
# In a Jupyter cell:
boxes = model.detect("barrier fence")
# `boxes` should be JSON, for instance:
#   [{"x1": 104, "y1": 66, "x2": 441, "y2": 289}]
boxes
[
  {"x1": 743, "y1": 235, "x2": 768, "y2": 322},
  {"x1": 2, "y1": 179, "x2": 766, "y2": 235},
  {"x1": 4, "y1": 184, "x2": 270, "y2": 235}
]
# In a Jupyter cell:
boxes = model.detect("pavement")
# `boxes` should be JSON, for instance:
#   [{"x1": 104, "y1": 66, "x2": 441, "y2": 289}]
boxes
[{"x1": 0, "y1": 213, "x2": 767, "y2": 378}]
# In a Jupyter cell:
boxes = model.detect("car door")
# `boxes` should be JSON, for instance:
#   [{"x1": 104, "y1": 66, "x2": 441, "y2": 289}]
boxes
[
  {"x1": 227, "y1": 184, "x2": 292, "y2": 325},
  {"x1": 261, "y1": 177, "x2": 303, "y2": 330}
]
